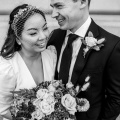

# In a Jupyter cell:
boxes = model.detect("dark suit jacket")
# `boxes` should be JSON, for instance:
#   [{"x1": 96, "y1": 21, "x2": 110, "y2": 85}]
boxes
[{"x1": 47, "y1": 20, "x2": 120, "y2": 120}]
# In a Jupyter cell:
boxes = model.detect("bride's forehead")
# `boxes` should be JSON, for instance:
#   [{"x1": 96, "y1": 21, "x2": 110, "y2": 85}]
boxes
[
  {"x1": 51, "y1": 0, "x2": 71, "y2": 3},
  {"x1": 51, "y1": 0, "x2": 73, "y2": 5}
]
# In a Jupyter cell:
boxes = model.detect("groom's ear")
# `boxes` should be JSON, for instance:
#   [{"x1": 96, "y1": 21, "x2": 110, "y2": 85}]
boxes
[{"x1": 80, "y1": 0, "x2": 88, "y2": 9}]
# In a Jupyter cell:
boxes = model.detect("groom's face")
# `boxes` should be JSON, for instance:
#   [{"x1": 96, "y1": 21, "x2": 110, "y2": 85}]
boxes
[{"x1": 50, "y1": 0, "x2": 83, "y2": 33}]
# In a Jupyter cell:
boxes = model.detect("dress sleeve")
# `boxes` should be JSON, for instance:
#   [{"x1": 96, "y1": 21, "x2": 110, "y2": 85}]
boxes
[
  {"x1": 0, "y1": 57, "x2": 16, "y2": 115},
  {"x1": 47, "y1": 45, "x2": 57, "y2": 73}
]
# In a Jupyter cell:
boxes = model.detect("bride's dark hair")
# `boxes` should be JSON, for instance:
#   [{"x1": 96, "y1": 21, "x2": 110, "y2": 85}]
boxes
[{"x1": 0, "y1": 4, "x2": 46, "y2": 59}]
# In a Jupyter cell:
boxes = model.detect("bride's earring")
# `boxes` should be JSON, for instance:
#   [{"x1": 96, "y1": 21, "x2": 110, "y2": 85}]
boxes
[
  {"x1": 18, "y1": 42, "x2": 21, "y2": 45},
  {"x1": 16, "y1": 38, "x2": 21, "y2": 45}
]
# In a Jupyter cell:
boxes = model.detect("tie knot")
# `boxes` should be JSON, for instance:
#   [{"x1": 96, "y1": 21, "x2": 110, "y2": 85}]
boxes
[{"x1": 67, "y1": 34, "x2": 79, "y2": 45}]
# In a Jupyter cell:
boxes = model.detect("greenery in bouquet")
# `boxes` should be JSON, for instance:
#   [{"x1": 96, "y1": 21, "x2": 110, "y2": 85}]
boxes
[{"x1": 10, "y1": 76, "x2": 90, "y2": 120}]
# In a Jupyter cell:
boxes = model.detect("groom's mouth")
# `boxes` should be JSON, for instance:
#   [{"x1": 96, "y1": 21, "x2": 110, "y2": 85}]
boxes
[{"x1": 57, "y1": 18, "x2": 65, "y2": 26}]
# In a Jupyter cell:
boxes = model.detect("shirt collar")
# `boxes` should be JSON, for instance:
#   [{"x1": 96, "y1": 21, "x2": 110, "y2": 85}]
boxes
[{"x1": 66, "y1": 16, "x2": 91, "y2": 38}]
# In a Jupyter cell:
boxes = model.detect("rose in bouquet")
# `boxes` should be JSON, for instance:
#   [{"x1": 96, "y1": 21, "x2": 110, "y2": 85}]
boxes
[{"x1": 10, "y1": 76, "x2": 90, "y2": 120}]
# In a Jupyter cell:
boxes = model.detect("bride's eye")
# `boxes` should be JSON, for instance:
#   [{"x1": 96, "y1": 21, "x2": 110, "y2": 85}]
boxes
[{"x1": 30, "y1": 32, "x2": 37, "y2": 36}]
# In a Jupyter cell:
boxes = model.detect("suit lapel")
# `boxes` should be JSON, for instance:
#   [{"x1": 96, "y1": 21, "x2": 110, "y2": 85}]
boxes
[{"x1": 71, "y1": 19, "x2": 99, "y2": 85}]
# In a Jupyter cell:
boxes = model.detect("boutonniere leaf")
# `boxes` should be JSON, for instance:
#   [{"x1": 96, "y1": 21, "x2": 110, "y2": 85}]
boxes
[{"x1": 82, "y1": 31, "x2": 105, "y2": 58}]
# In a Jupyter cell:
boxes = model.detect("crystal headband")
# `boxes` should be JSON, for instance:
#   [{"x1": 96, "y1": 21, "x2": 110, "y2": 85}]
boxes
[{"x1": 11, "y1": 5, "x2": 36, "y2": 38}]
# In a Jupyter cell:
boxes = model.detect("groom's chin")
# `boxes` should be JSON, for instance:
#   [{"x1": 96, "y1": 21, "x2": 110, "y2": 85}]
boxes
[{"x1": 59, "y1": 25, "x2": 68, "y2": 30}]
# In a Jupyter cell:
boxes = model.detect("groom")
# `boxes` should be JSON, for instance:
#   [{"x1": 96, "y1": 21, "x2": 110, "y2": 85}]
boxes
[{"x1": 48, "y1": 0, "x2": 120, "y2": 120}]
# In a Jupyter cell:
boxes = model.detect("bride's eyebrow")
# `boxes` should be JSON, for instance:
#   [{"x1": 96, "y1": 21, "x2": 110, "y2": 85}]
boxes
[
  {"x1": 27, "y1": 28, "x2": 37, "y2": 31},
  {"x1": 27, "y1": 23, "x2": 47, "y2": 31}
]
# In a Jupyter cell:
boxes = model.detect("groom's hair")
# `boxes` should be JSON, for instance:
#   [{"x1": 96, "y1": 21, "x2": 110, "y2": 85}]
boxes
[{"x1": 72, "y1": 0, "x2": 91, "y2": 6}]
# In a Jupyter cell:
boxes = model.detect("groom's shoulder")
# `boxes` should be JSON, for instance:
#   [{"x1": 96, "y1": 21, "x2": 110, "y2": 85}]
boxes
[
  {"x1": 48, "y1": 28, "x2": 66, "y2": 46},
  {"x1": 97, "y1": 24, "x2": 120, "y2": 41}
]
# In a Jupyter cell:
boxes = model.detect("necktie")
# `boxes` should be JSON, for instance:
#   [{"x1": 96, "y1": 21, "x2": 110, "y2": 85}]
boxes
[{"x1": 59, "y1": 34, "x2": 79, "y2": 84}]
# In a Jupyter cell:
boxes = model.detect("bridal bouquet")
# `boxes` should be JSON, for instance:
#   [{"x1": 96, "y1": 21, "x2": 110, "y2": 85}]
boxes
[{"x1": 10, "y1": 76, "x2": 90, "y2": 120}]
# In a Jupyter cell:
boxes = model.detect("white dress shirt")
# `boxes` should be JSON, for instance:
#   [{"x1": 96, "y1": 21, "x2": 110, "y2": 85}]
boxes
[{"x1": 57, "y1": 16, "x2": 91, "y2": 82}]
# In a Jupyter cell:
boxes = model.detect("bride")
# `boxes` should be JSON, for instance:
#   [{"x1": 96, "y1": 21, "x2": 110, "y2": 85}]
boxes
[{"x1": 0, "y1": 4, "x2": 56, "y2": 120}]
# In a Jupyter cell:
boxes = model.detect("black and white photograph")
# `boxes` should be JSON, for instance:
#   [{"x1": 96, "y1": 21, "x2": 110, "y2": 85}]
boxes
[{"x1": 0, "y1": 0, "x2": 120, "y2": 120}]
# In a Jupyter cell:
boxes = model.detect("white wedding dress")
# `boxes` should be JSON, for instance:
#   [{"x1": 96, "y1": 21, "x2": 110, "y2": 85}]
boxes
[{"x1": 0, "y1": 46, "x2": 57, "y2": 120}]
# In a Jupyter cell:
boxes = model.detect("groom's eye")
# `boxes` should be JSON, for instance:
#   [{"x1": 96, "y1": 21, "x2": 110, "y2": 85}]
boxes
[
  {"x1": 43, "y1": 27, "x2": 48, "y2": 31},
  {"x1": 56, "y1": 4, "x2": 63, "y2": 9}
]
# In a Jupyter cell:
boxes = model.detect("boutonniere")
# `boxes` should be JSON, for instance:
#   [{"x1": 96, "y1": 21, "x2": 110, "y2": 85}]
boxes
[{"x1": 82, "y1": 31, "x2": 105, "y2": 58}]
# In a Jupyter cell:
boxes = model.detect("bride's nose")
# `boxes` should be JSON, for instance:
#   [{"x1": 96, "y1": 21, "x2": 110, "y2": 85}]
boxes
[{"x1": 38, "y1": 31, "x2": 46, "y2": 40}]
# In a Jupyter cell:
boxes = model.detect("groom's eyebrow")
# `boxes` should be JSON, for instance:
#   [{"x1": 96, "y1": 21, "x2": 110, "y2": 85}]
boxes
[{"x1": 42, "y1": 23, "x2": 47, "y2": 28}]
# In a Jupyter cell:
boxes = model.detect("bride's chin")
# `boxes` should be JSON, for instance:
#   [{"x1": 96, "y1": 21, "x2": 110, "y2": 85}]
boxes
[{"x1": 37, "y1": 47, "x2": 46, "y2": 52}]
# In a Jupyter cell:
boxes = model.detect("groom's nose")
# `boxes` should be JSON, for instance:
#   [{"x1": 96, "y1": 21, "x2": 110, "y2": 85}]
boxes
[{"x1": 51, "y1": 8, "x2": 58, "y2": 18}]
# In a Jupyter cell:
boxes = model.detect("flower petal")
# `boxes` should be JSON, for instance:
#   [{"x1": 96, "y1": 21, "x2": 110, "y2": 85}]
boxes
[
  {"x1": 85, "y1": 76, "x2": 90, "y2": 82},
  {"x1": 77, "y1": 98, "x2": 90, "y2": 112},
  {"x1": 97, "y1": 38, "x2": 105, "y2": 44},
  {"x1": 93, "y1": 46, "x2": 100, "y2": 51},
  {"x1": 75, "y1": 86, "x2": 80, "y2": 93},
  {"x1": 98, "y1": 44, "x2": 104, "y2": 48},
  {"x1": 81, "y1": 82, "x2": 90, "y2": 91},
  {"x1": 81, "y1": 39, "x2": 87, "y2": 45},
  {"x1": 88, "y1": 31, "x2": 94, "y2": 37}
]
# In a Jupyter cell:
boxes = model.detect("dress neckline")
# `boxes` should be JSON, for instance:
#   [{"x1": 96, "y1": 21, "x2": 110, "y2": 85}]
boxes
[{"x1": 16, "y1": 52, "x2": 45, "y2": 86}]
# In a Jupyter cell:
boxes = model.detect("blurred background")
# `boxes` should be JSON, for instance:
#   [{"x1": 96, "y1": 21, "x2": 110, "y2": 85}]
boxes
[
  {"x1": 0, "y1": 0, "x2": 120, "y2": 50},
  {"x1": 0, "y1": 0, "x2": 120, "y2": 119}
]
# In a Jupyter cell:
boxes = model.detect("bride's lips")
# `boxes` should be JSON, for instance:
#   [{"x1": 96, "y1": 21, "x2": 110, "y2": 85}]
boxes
[{"x1": 35, "y1": 41, "x2": 46, "y2": 47}]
